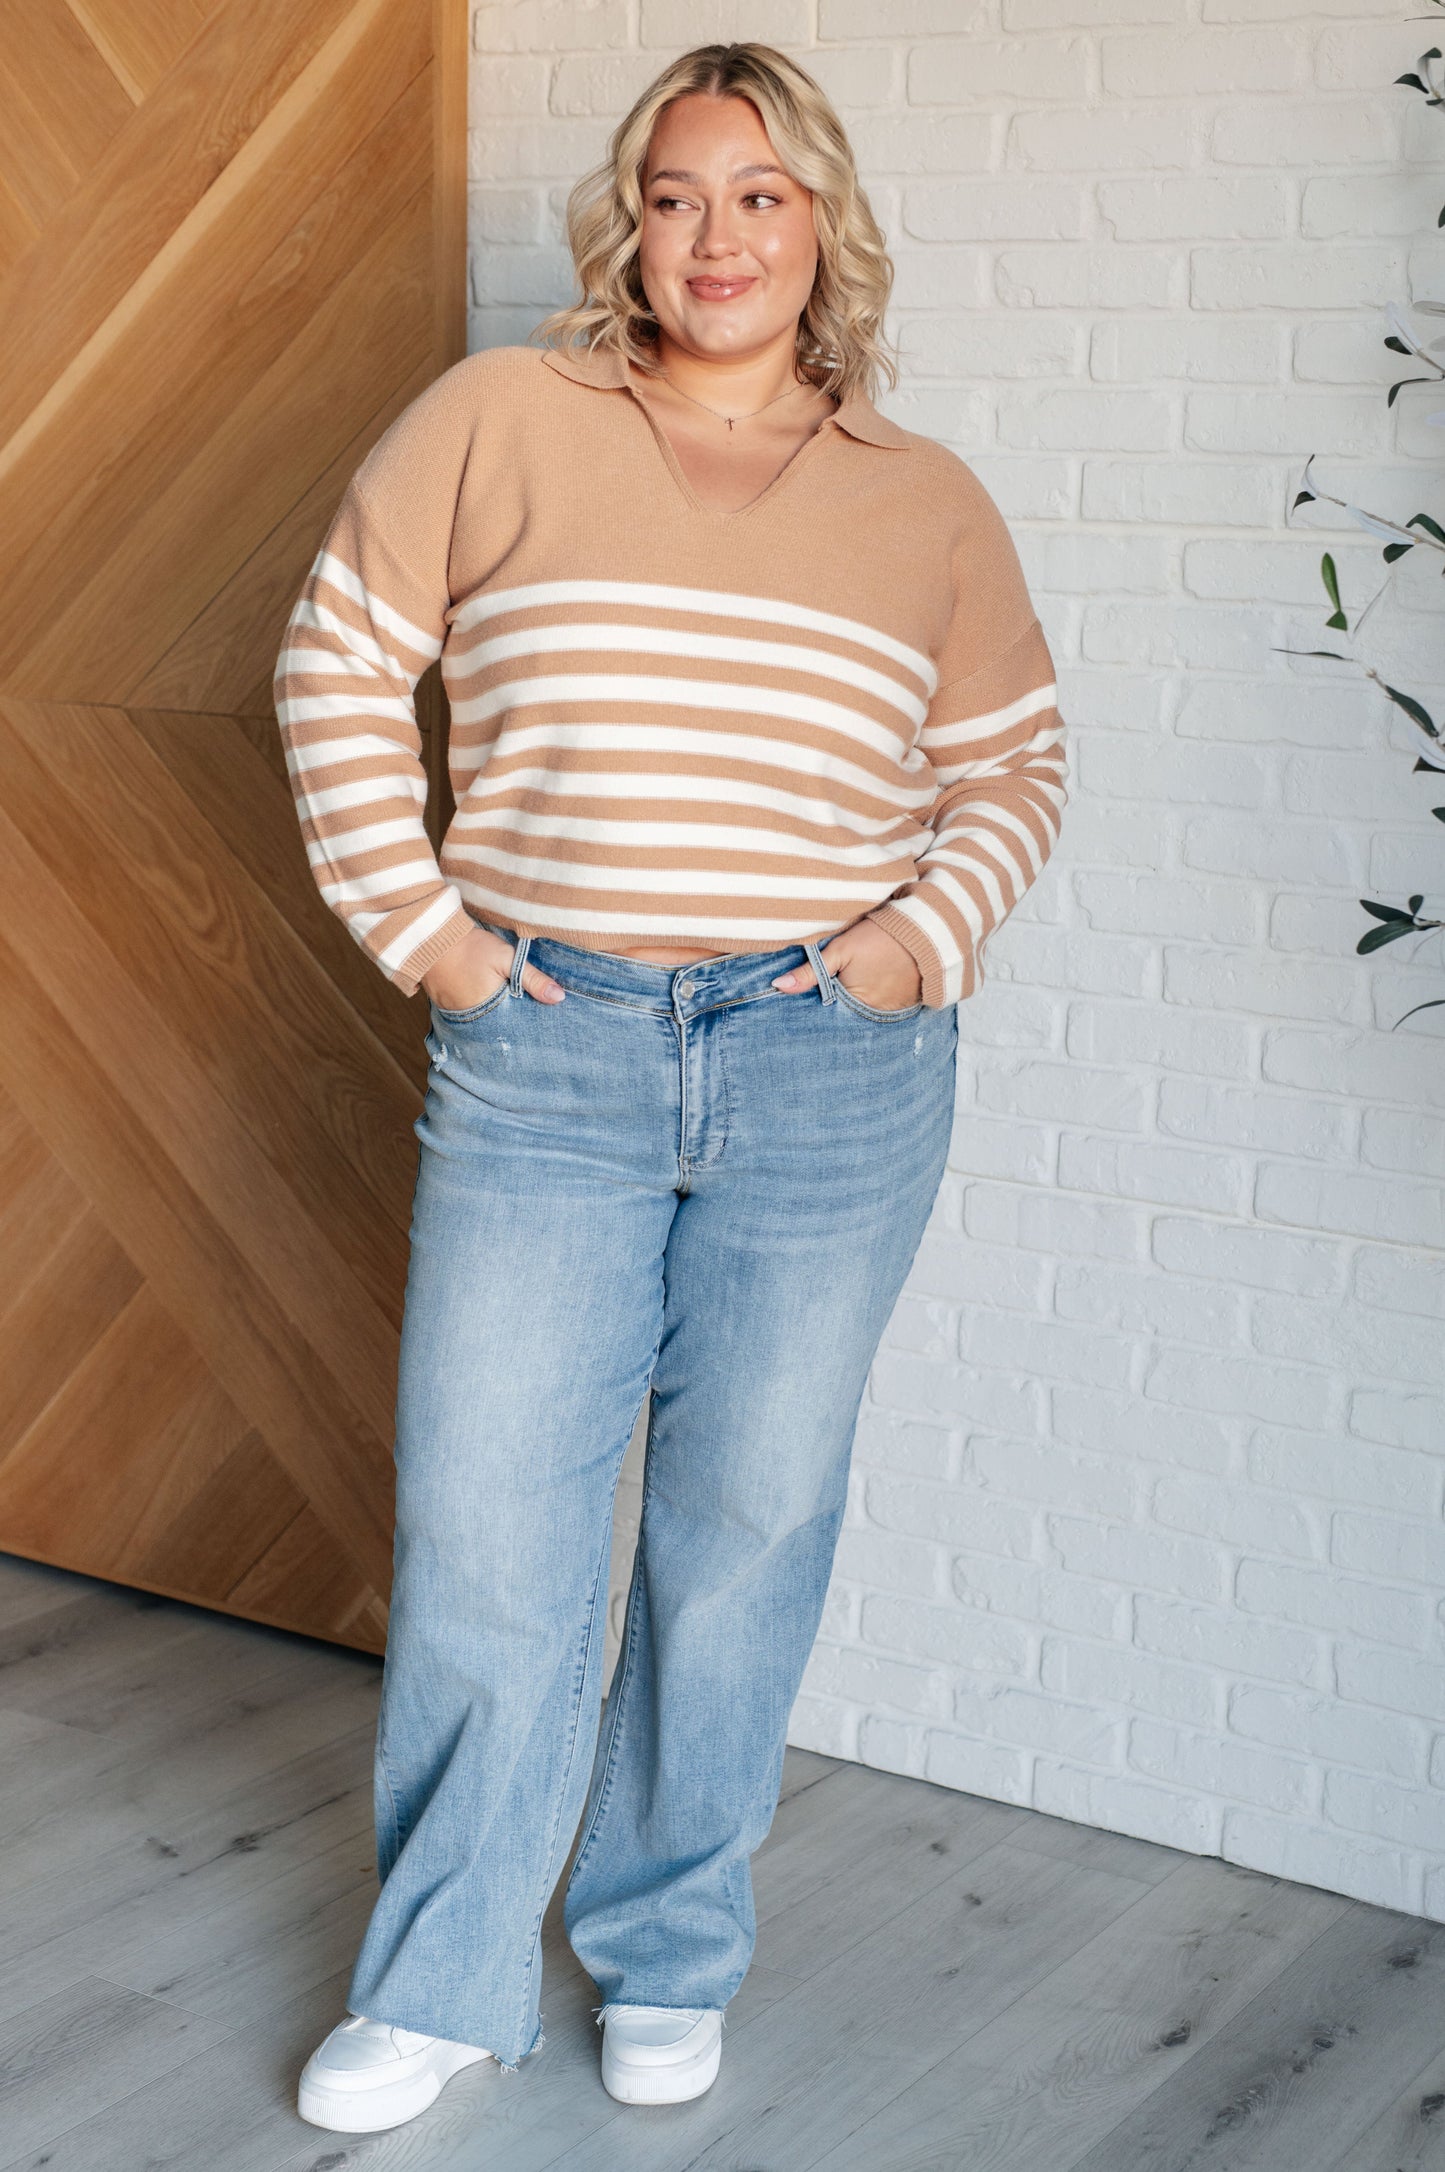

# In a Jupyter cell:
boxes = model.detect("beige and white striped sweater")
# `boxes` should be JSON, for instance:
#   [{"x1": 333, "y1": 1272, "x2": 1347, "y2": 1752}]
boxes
[{"x1": 273, "y1": 342, "x2": 1066, "y2": 1009}]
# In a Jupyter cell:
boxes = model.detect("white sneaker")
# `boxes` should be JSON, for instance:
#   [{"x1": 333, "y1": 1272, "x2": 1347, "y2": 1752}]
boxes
[
  {"x1": 297, "y1": 2013, "x2": 495, "y2": 2132},
  {"x1": 599, "y1": 2003, "x2": 723, "y2": 2104}
]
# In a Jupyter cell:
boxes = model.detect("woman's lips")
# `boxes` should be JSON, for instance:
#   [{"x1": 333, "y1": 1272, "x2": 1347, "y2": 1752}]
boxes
[{"x1": 686, "y1": 276, "x2": 756, "y2": 301}]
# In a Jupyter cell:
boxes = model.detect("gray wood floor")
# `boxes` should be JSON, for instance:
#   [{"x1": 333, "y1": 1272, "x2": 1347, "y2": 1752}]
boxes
[{"x1": 0, "y1": 1554, "x2": 1441, "y2": 2172}]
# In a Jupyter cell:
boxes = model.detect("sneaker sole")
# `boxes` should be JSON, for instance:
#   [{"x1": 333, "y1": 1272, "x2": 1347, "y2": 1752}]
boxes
[
  {"x1": 601, "y1": 2030, "x2": 721, "y2": 2105},
  {"x1": 298, "y1": 2044, "x2": 494, "y2": 2132}
]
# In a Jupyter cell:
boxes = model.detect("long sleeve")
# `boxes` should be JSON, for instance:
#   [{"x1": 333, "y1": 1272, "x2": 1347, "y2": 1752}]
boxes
[
  {"x1": 273, "y1": 382, "x2": 479, "y2": 996},
  {"x1": 865, "y1": 484, "x2": 1068, "y2": 1010}
]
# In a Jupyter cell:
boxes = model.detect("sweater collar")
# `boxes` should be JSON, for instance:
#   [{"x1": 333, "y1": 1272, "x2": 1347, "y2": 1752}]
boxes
[{"x1": 538, "y1": 340, "x2": 910, "y2": 449}]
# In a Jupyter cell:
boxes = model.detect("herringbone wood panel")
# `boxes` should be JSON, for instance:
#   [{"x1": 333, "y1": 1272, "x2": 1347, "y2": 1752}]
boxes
[{"x1": 0, "y1": 0, "x2": 468, "y2": 1653}]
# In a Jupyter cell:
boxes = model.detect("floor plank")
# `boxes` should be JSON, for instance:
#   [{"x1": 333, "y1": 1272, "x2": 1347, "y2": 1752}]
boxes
[{"x1": 1, "y1": 1552, "x2": 1440, "y2": 2172}]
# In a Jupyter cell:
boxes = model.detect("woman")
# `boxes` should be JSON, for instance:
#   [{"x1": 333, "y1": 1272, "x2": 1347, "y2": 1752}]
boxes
[{"x1": 276, "y1": 41, "x2": 1066, "y2": 2136}]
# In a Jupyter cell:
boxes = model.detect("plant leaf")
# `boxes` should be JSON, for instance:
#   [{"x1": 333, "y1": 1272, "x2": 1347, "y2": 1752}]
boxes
[
  {"x1": 1384, "y1": 684, "x2": 1438, "y2": 736},
  {"x1": 1359, "y1": 921, "x2": 1419, "y2": 951},
  {"x1": 1360, "y1": 899, "x2": 1416, "y2": 925},
  {"x1": 1394, "y1": 996, "x2": 1445, "y2": 1025}
]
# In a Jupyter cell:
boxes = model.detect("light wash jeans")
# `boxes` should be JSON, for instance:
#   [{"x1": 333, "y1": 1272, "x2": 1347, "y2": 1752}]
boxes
[{"x1": 345, "y1": 924, "x2": 958, "y2": 2069}]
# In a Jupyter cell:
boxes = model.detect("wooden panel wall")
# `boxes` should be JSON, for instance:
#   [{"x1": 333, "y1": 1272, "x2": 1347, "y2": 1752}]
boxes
[{"x1": 0, "y1": 0, "x2": 469, "y2": 1654}]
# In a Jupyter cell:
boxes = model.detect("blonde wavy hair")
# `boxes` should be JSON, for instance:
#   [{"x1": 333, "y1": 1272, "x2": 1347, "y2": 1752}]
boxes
[{"x1": 532, "y1": 44, "x2": 897, "y2": 405}]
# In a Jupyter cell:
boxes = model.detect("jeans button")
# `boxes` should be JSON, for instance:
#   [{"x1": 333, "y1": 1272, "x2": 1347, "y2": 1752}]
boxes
[{"x1": 677, "y1": 978, "x2": 696, "y2": 998}]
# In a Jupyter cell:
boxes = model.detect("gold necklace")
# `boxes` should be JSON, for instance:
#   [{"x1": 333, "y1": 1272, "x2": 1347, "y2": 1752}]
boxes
[{"x1": 657, "y1": 371, "x2": 819, "y2": 433}]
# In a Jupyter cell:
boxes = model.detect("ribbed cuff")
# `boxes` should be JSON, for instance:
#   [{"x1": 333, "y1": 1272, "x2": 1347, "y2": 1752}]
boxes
[
  {"x1": 864, "y1": 899, "x2": 968, "y2": 1010},
  {"x1": 386, "y1": 903, "x2": 478, "y2": 997}
]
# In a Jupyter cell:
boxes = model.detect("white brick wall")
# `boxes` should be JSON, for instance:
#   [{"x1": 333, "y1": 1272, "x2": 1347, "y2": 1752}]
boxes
[{"x1": 467, "y1": 0, "x2": 1445, "y2": 1921}]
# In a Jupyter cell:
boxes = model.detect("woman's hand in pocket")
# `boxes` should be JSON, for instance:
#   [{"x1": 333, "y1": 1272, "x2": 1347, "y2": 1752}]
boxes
[
  {"x1": 770, "y1": 917, "x2": 923, "y2": 1009},
  {"x1": 421, "y1": 926, "x2": 566, "y2": 1008}
]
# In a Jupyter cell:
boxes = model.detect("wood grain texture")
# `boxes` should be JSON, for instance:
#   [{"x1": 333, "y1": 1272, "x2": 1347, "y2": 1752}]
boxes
[{"x1": 0, "y1": 0, "x2": 469, "y2": 1652}]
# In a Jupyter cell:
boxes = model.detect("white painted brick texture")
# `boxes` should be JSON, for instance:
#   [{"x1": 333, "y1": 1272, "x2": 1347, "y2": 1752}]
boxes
[{"x1": 469, "y1": 1, "x2": 1445, "y2": 1921}]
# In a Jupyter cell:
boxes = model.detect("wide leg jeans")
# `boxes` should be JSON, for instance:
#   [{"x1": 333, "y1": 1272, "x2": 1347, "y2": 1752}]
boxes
[{"x1": 345, "y1": 925, "x2": 958, "y2": 2068}]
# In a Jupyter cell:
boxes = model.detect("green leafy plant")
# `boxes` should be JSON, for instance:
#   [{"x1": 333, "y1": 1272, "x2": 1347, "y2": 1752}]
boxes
[{"x1": 1274, "y1": 10, "x2": 1445, "y2": 1029}]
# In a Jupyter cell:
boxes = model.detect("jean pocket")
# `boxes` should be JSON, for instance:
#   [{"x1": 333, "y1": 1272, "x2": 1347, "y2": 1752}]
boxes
[
  {"x1": 430, "y1": 981, "x2": 510, "y2": 1025},
  {"x1": 832, "y1": 979, "x2": 926, "y2": 1024}
]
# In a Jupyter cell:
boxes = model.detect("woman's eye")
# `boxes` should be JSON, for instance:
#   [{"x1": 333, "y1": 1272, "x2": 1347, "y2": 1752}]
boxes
[{"x1": 742, "y1": 193, "x2": 782, "y2": 210}]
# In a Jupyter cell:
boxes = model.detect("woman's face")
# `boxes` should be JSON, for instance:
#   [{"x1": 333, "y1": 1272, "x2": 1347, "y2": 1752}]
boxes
[{"x1": 636, "y1": 93, "x2": 819, "y2": 364}]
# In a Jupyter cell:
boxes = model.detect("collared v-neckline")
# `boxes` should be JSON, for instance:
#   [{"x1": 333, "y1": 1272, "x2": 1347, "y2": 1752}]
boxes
[{"x1": 621, "y1": 374, "x2": 843, "y2": 523}]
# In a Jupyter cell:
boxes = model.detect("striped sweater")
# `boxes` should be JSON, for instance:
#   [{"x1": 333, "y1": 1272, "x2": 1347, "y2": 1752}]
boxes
[{"x1": 273, "y1": 342, "x2": 1067, "y2": 1009}]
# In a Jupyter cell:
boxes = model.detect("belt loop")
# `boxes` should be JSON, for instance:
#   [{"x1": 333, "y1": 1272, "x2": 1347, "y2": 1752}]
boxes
[
  {"x1": 804, "y1": 939, "x2": 837, "y2": 1003},
  {"x1": 509, "y1": 931, "x2": 532, "y2": 996}
]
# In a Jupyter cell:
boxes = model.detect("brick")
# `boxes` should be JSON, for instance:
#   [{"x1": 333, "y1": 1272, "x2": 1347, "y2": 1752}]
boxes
[
  {"x1": 968, "y1": 1434, "x2": 1142, "y2": 1520},
  {"x1": 1153, "y1": 1472, "x2": 1321, "y2": 1560},
  {"x1": 923, "y1": 1729, "x2": 1032, "y2": 1801},
  {"x1": 1335, "y1": 1644, "x2": 1445, "y2": 1721},
  {"x1": 822, "y1": 0, "x2": 987, "y2": 29},
  {"x1": 956, "y1": 1683, "x2": 1121, "y2": 1762},
  {"x1": 849, "y1": 114, "x2": 994, "y2": 175},
  {"x1": 1007, "y1": 0, "x2": 1186, "y2": 19},
  {"x1": 1128, "y1": 1718, "x2": 1315, "y2": 1813},
  {"x1": 549, "y1": 53, "x2": 668, "y2": 115},
  {"x1": 1192, "y1": 244, "x2": 1403, "y2": 311},
  {"x1": 973, "y1": 1060, "x2": 1148, "y2": 1131},
  {"x1": 1212, "y1": 96, "x2": 1400, "y2": 167},
  {"x1": 1223, "y1": 1807, "x2": 1415, "y2": 1912},
  {"x1": 803, "y1": 1641, "x2": 951, "y2": 1719},
  {"x1": 1163, "y1": 946, "x2": 1364, "y2": 1026},
  {"x1": 1081, "y1": 458, "x2": 1278, "y2": 526},
  {"x1": 1353, "y1": 1243, "x2": 1445, "y2": 1323},
  {"x1": 900, "y1": 311, "x2": 1082, "y2": 380},
  {"x1": 1156, "y1": 1081, "x2": 1354, "y2": 1165},
  {"x1": 1013, "y1": 105, "x2": 1195, "y2": 170},
  {"x1": 1049, "y1": 1513, "x2": 1229, "y2": 1601},
  {"x1": 1059, "y1": 1131, "x2": 1247, "y2": 1215},
  {"x1": 1255, "y1": 1160, "x2": 1445, "y2": 1248},
  {"x1": 1263, "y1": 1027, "x2": 1445, "y2": 1112},
  {"x1": 468, "y1": 185, "x2": 549, "y2": 246},
  {"x1": 865, "y1": 1472, "x2": 1030, "y2": 1554},
  {"x1": 962, "y1": 1307, "x2": 1135, "y2": 1389},
  {"x1": 639, "y1": 0, "x2": 811, "y2": 43},
  {"x1": 1054, "y1": 1384, "x2": 1237, "y2": 1474},
  {"x1": 910, "y1": 38, "x2": 1090, "y2": 105},
  {"x1": 802, "y1": 44, "x2": 904, "y2": 110},
  {"x1": 1324, "y1": 1768, "x2": 1445, "y2": 1852},
  {"x1": 1236, "y1": 1559, "x2": 1430, "y2": 1649},
  {"x1": 1331, "y1": 1510, "x2": 1445, "y2": 1590},
  {"x1": 861, "y1": 1591, "x2": 1033, "y2": 1675},
  {"x1": 1253, "y1": 1295, "x2": 1441, "y2": 1391},
  {"x1": 956, "y1": 1181, "x2": 1147, "y2": 1268},
  {"x1": 1152, "y1": 1215, "x2": 1344, "y2": 1296},
  {"x1": 1361, "y1": 1108, "x2": 1445, "y2": 1182},
  {"x1": 473, "y1": 0, "x2": 630, "y2": 50},
  {"x1": 997, "y1": 388, "x2": 1174, "y2": 452},
  {"x1": 902, "y1": 179, "x2": 1087, "y2": 243},
  {"x1": 1091, "y1": 316, "x2": 1286, "y2": 384},
  {"x1": 1249, "y1": 1425, "x2": 1441, "y2": 1516},
  {"x1": 1101, "y1": 27, "x2": 1309, "y2": 97},
  {"x1": 1066, "y1": 995, "x2": 1255, "y2": 1081},
  {"x1": 1055, "y1": 1259, "x2": 1245, "y2": 1351},
  {"x1": 997, "y1": 244, "x2": 1186, "y2": 309},
  {"x1": 1135, "y1": 1590, "x2": 1324, "y2": 1684},
  {"x1": 965, "y1": 453, "x2": 1076, "y2": 518},
  {"x1": 1349, "y1": 1389, "x2": 1443, "y2": 1455},
  {"x1": 1185, "y1": 390, "x2": 1383, "y2": 457},
  {"x1": 1229, "y1": 1683, "x2": 1425, "y2": 1782},
  {"x1": 1144, "y1": 1345, "x2": 1336, "y2": 1430},
  {"x1": 1034, "y1": 1760, "x2": 1221, "y2": 1849},
  {"x1": 1100, "y1": 175, "x2": 1289, "y2": 241},
  {"x1": 1041, "y1": 1634, "x2": 1222, "y2": 1726}
]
